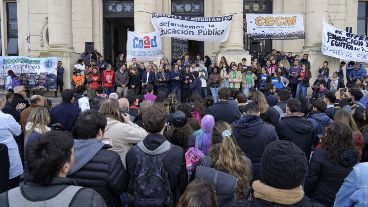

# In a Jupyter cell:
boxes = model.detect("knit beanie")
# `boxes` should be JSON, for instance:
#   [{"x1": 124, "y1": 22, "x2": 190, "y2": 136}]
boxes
[{"x1": 260, "y1": 140, "x2": 308, "y2": 189}]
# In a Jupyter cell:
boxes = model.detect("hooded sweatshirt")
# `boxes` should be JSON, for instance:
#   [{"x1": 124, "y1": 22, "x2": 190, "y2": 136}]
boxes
[
  {"x1": 70, "y1": 139, "x2": 104, "y2": 174},
  {"x1": 307, "y1": 112, "x2": 333, "y2": 145},
  {"x1": 277, "y1": 114, "x2": 314, "y2": 158},
  {"x1": 233, "y1": 115, "x2": 278, "y2": 180}
]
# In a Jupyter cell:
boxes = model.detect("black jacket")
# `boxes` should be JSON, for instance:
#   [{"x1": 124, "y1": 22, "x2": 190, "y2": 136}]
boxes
[
  {"x1": 68, "y1": 140, "x2": 127, "y2": 207},
  {"x1": 232, "y1": 115, "x2": 278, "y2": 180},
  {"x1": 325, "y1": 106, "x2": 336, "y2": 120},
  {"x1": 250, "y1": 197, "x2": 323, "y2": 207},
  {"x1": 260, "y1": 107, "x2": 280, "y2": 128},
  {"x1": 10, "y1": 93, "x2": 30, "y2": 110},
  {"x1": 277, "y1": 113, "x2": 314, "y2": 158},
  {"x1": 305, "y1": 148, "x2": 359, "y2": 206},
  {"x1": 126, "y1": 134, "x2": 187, "y2": 205},
  {"x1": 206, "y1": 101, "x2": 242, "y2": 124},
  {"x1": 0, "y1": 178, "x2": 107, "y2": 207}
]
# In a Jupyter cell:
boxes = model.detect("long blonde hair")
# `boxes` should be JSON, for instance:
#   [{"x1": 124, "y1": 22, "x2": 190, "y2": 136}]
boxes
[
  {"x1": 252, "y1": 90, "x2": 269, "y2": 114},
  {"x1": 25, "y1": 107, "x2": 50, "y2": 141},
  {"x1": 213, "y1": 122, "x2": 252, "y2": 200}
]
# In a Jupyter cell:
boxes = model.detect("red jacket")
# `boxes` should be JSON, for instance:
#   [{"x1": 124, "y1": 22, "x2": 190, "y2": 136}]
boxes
[
  {"x1": 89, "y1": 73, "x2": 100, "y2": 90},
  {"x1": 102, "y1": 70, "x2": 115, "y2": 88}
]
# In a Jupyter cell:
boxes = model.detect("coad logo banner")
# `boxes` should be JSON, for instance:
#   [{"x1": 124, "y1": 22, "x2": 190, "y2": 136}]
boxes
[
  {"x1": 246, "y1": 14, "x2": 304, "y2": 40},
  {"x1": 127, "y1": 31, "x2": 163, "y2": 61},
  {"x1": 151, "y1": 14, "x2": 233, "y2": 42}
]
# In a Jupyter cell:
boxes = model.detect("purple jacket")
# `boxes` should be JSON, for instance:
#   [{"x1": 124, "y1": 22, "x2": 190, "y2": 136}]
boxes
[{"x1": 289, "y1": 66, "x2": 301, "y2": 84}]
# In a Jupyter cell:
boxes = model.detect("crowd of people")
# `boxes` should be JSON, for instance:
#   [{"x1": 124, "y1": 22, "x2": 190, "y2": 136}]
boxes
[{"x1": 0, "y1": 49, "x2": 368, "y2": 207}]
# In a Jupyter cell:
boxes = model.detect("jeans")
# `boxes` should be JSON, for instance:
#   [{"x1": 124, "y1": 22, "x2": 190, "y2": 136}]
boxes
[
  {"x1": 221, "y1": 80, "x2": 230, "y2": 88},
  {"x1": 172, "y1": 87, "x2": 181, "y2": 102},
  {"x1": 201, "y1": 87, "x2": 207, "y2": 99},
  {"x1": 296, "y1": 82, "x2": 308, "y2": 98},
  {"x1": 242, "y1": 87, "x2": 250, "y2": 97},
  {"x1": 210, "y1": 87, "x2": 219, "y2": 103},
  {"x1": 104, "y1": 87, "x2": 114, "y2": 96},
  {"x1": 289, "y1": 83, "x2": 298, "y2": 98}
]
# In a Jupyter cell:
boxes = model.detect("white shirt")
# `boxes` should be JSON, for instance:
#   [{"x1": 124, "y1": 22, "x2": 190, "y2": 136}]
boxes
[
  {"x1": 78, "y1": 96, "x2": 90, "y2": 112},
  {"x1": 0, "y1": 111, "x2": 22, "y2": 179},
  {"x1": 199, "y1": 71, "x2": 207, "y2": 87}
]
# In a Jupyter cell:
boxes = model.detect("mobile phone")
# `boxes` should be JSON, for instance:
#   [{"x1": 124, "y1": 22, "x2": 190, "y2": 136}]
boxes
[{"x1": 339, "y1": 88, "x2": 346, "y2": 94}]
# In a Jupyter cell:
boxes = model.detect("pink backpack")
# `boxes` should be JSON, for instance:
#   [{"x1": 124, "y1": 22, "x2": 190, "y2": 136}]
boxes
[{"x1": 185, "y1": 147, "x2": 204, "y2": 180}]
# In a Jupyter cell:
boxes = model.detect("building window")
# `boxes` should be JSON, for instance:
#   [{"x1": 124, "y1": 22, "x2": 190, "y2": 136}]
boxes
[
  {"x1": 358, "y1": 1, "x2": 368, "y2": 35},
  {"x1": 6, "y1": 2, "x2": 18, "y2": 55}
]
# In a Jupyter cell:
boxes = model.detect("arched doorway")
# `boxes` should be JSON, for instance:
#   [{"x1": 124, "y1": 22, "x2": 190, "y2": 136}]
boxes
[
  {"x1": 243, "y1": 0, "x2": 273, "y2": 62},
  {"x1": 171, "y1": 0, "x2": 204, "y2": 60},
  {"x1": 103, "y1": 0, "x2": 134, "y2": 65}
]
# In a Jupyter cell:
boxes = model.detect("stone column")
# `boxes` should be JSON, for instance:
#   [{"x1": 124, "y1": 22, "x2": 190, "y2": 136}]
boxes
[
  {"x1": 47, "y1": 0, "x2": 74, "y2": 51},
  {"x1": 40, "y1": 0, "x2": 77, "y2": 91},
  {"x1": 217, "y1": 0, "x2": 250, "y2": 65},
  {"x1": 134, "y1": 0, "x2": 157, "y2": 33},
  {"x1": 304, "y1": 0, "x2": 329, "y2": 48}
]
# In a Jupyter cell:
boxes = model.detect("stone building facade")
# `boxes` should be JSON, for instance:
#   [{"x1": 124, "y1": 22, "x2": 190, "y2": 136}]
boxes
[{"x1": 0, "y1": 0, "x2": 364, "y2": 87}]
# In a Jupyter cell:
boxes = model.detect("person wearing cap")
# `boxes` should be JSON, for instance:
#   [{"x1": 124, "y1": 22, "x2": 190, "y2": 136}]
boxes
[
  {"x1": 250, "y1": 140, "x2": 322, "y2": 207},
  {"x1": 166, "y1": 110, "x2": 195, "y2": 152}
]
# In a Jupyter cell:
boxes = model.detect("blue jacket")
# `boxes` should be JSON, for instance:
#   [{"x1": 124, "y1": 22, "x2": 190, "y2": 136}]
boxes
[
  {"x1": 170, "y1": 70, "x2": 182, "y2": 89},
  {"x1": 190, "y1": 77, "x2": 202, "y2": 96},
  {"x1": 335, "y1": 163, "x2": 368, "y2": 207},
  {"x1": 49, "y1": 103, "x2": 80, "y2": 132},
  {"x1": 307, "y1": 112, "x2": 332, "y2": 145},
  {"x1": 347, "y1": 64, "x2": 367, "y2": 80},
  {"x1": 141, "y1": 71, "x2": 155, "y2": 85}
]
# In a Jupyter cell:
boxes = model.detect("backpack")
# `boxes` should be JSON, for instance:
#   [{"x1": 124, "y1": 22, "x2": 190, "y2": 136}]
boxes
[
  {"x1": 185, "y1": 147, "x2": 204, "y2": 180},
  {"x1": 129, "y1": 140, "x2": 172, "y2": 207},
  {"x1": 6, "y1": 185, "x2": 83, "y2": 207},
  {"x1": 11, "y1": 76, "x2": 20, "y2": 88}
]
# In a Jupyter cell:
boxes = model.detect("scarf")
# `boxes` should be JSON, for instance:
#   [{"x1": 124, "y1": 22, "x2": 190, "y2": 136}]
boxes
[{"x1": 252, "y1": 180, "x2": 304, "y2": 205}]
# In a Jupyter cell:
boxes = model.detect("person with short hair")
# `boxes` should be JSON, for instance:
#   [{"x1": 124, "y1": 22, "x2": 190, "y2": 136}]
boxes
[
  {"x1": 205, "y1": 87, "x2": 241, "y2": 124},
  {"x1": 115, "y1": 64, "x2": 129, "y2": 98},
  {"x1": 126, "y1": 104, "x2": 187, "y2": 206},
  {"x1": 324, "y1": 92, "x2": 337, "y2": 119},
  {"x1": 0, "y1": 130, "x2": 107, "y2": 207},
  {"x1": 277, "y1": 98, "x2": 314, "y2": 158},
  {"x1": 49, "y1": 89, "x2": 81, "y2": 132},
  {"x1": 307, "y1": 99, "x2": 333, "y2": 146},
  {"x1": 232, "y1": 102, "x2": 278, "y2": 180},
  {"x1": 68, "y1": 110, "x2": 127, "y2": 207},
  {"x1": 56, "y1": 60, "x2": 65, "y2": 97},
  {"x1": 176, "y1": 179, "x2": 217, "y2": 207},
  {"x1": 143, "y1": 84, "x2": 156, "y2": 103}
]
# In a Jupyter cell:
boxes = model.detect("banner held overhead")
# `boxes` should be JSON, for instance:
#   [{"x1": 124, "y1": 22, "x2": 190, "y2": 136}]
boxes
[
  {"x1": 322, "y1": 21, "x2": 368, "y2": 63},
  {"x1": 151, "y1": 14, "x2": 233, "y2": 42},
  {"x1": 126, "y1": 31, "x2": 163, "y2": 62},
  {"x1": 246, "y1": 14, "x2": 304, "y2": 40}
]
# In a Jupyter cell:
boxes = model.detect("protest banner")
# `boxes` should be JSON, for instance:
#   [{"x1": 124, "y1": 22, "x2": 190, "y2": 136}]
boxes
[
  {"x1": 322, "y1": 21, "x2": 368, "y2": 63},
  {"x1": 246, "y1": 14, "x2": 304, "y2": 40},
  {"x1": 126, "y1": 31, "x2": 163, "y2": 61},
  {"x1": 0, "y1": 56, "x2": 58, "y2": 90},
  {"x1": 151, "y1": 14, "x2": 233, "y2": 42}
]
